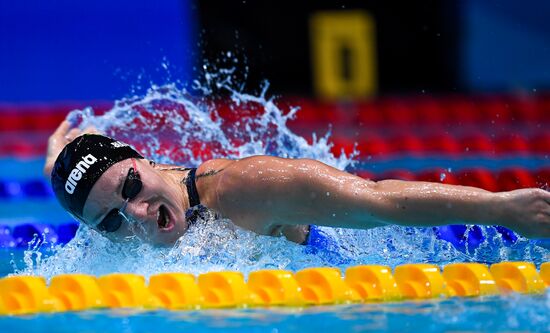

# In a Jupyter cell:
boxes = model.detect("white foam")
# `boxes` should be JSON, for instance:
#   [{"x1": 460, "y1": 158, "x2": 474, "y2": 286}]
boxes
[{"x1": 15, "y1": 66, "x2": 549, "y2": 280}]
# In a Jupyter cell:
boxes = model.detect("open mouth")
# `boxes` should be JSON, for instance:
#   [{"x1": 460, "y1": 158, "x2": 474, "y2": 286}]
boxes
[{"x1": 157, "y1": 205, "x2": 173, "y2": 230}]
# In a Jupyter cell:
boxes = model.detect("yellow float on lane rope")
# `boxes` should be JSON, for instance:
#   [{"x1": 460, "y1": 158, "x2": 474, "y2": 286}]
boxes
[
  {"x1": 149, "y1": 273, "x2": 202, "y2": 309},
  {"x1": 97, "y1": 273, "x2": 161, "y2": 309},
  {"x1": 247, "y1": 269, "x2": 302, "y2": 306},
  {"x1": 49, "y1": 274, "x2": 104, "y2": 311},
  {"x1": 394, "y1": 264, "x2": 445, "y2": 299},
  {"x1": 443, "y1": 263, "x2": 497, "y2": 297},
  {"x1": 540, "y1": 262, "x2": 549, "y2": 287},
  {"x1": 198, "y1": 271, "x2": 255, "y2": 308},
  {"x1": 295, "y1": 267, "x2": 360, "y2": 305},
  {"x1": 344, "y1": 265, "x2": 400, "y2": 301},
  {"x1": 0, "y1": 276, "x2": 63, "y2": 314},
  {"x1": 489, "y1": 262, "x2": 545, "y2": 294}
]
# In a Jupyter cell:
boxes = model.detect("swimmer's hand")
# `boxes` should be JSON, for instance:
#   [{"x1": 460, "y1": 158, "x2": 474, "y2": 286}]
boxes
[
  {"x1": 43, "y1": 120, "x2": 99, "y2": 178},
  {"x1": 498, "y1": 188, "x2": 550, "y2": 239}
]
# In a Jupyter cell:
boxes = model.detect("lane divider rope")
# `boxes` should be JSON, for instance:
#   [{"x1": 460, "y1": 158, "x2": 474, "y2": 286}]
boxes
[{"x1": 0, "y1": 261, "x2": 548, "y2": 315}]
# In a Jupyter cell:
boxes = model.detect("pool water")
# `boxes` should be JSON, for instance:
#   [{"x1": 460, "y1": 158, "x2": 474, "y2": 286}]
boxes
[
  {"x1": 1, "y1": 246, "x2": 549, "y2": 332},
  {"x1": 0, "y1": 291, "x2": 549, "y2": 332},
  {"x1": 1, "y1": 78, "x2": 549, "y2": 331}
]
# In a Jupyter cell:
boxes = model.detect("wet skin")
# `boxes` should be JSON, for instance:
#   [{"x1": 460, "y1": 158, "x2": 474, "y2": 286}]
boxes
[
  {"x1": 80, "y1": 156, "x2": 311, "y2": 246},
  {"x1": 78, "y1": 155, "x2": 550, "y2": 246},
  {"x1": 46, "y1": 122, "x2": 550, "y2": 245},
  {"x1": 82, "y1": 158, "x2": 191, "y2": 245}
]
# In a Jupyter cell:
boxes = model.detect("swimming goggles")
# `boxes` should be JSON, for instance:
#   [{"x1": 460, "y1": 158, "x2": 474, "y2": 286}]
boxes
[{"x1": 96, "y1": 158, "x2": 142, "y2": 233}]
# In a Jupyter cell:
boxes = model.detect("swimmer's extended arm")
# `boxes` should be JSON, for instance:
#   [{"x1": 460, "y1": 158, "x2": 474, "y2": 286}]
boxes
[
  {"x1": 44, "y1": 121, "x2": 99, "y2": 177},
  {"x1": 44, "y1": 121, "x2": 75, "y2": 177},
  {"x1": 215, "y1": 156, "x2": 550, "y2": 239}
]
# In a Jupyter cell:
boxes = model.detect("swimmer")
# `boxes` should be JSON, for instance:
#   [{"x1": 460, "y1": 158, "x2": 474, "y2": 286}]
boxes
[{"x1": 44, "y1": 120, "x2": 550, "y2": 246}]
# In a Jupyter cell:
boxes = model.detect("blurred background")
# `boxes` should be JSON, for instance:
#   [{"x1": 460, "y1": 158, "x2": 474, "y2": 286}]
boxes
[{"x1": 0, "y1": 0, "x2": 549, "y2": 251}]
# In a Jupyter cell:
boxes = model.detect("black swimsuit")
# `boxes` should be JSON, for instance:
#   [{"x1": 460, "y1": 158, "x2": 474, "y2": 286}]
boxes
[
  {"x1": 183, "y1": 168, "x2": 209, "y2": 225},
  {"x1": 185, "y1": 168, "x2": 201, "y2": 207}
]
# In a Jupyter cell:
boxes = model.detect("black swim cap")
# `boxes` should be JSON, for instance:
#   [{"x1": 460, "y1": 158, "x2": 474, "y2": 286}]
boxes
[{"x1": 51, "y1": 134, "x2": 143, "y2": 222}]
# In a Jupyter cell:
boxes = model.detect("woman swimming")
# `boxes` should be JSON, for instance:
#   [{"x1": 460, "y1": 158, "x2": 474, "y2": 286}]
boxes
[{"x1": 44, "y1": 120, "x2": 550, "y2": 246}]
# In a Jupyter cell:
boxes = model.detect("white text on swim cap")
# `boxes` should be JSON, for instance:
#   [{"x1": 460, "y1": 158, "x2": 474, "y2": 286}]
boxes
[
  {"x1": 65, "y1": 154, "x2": 97, "y2": 194},
  {"x1": 111, "y1": 141, "x2": 129, "y2": 148}
]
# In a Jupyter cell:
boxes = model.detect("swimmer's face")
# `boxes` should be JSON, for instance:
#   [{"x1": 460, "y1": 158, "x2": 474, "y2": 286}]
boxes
[{"x1": 82, "y1": 159, "x2": 189, "y2": 246}]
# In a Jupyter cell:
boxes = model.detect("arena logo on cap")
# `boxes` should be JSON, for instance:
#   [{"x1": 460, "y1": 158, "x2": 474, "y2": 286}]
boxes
[
  {"x1": 111, "y1": 141, "x2": 129, "y2": 148},
  {"x1": 65, "y1": 154, "x2": 98, "y2": 194}
]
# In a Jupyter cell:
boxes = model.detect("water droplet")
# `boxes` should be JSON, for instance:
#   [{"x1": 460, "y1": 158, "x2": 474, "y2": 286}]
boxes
[{"x1": 28, "y1": 62, "x2": 539, "y2": 282}]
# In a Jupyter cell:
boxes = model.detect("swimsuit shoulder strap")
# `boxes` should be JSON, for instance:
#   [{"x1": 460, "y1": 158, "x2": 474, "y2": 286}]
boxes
[{"x1": 185, "y1": 168, "x2": 201, "y2": 207}]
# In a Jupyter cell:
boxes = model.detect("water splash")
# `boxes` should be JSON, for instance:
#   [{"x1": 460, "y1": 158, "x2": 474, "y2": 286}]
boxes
[{"x1": 16, "y1": 68, "x2": 550, "y2": 279}]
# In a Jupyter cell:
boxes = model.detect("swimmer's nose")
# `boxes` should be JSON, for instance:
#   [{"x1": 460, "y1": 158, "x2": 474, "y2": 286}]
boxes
[{"x1": 122, "y1": 201, "x2": 151, "y2": 225}]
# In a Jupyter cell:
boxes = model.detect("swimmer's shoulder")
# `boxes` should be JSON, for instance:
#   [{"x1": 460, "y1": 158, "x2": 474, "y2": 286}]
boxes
[
  {"x1": 196, "y1": 155, "x2": 289, "y2": 175},
  {"x1": 195, "y1": 156, "x2": 275, "y2": 198},
  {"x1": 196, "y1": 156, "x2": 288, "y2": 234},
  {"x1": 197, "y1": 158, "x2": 235, "y2": 174},
  {"x1": 194, "y1": 158, "x2": 234, "y2": 210}
]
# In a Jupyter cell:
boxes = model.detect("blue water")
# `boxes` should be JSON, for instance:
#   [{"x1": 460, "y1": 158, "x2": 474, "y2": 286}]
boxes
[
  {"x1": 1, "y1": 71, "x2": 549, "y2": 331},
  {"x1": 0, "y1": 279, "x2": 548, "y2": 332},
  {"x1": 2, "y1": 249, "x2": 550, "y2": 331}
]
